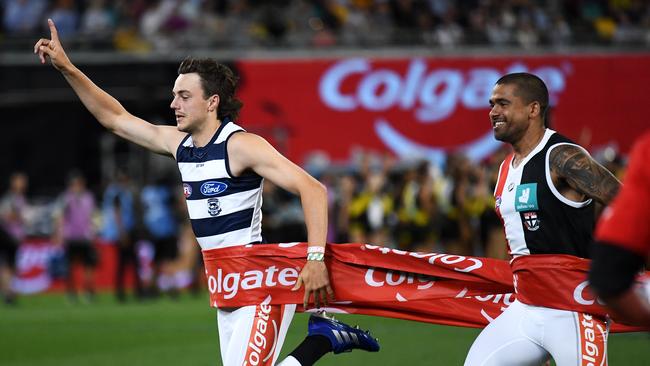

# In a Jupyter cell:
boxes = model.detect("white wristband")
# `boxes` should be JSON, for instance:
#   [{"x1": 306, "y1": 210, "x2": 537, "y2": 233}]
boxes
[{"x1": 307, "y1": 246, "x2": 325, "y2": 254}]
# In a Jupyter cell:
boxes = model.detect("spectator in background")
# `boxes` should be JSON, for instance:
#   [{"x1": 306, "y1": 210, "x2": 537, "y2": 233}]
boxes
[
  {"x1": 515, "y1": 18, "x2": 539, "y2": 48},
  {"x1": 389, "y1": 0, "x2": 422, "y2": 44},
  {"x1": 439, "y1": 154, "x2": 475, "y2": 255},
  {"x1": 0, "y1": 172, "x2": 29, "y2": 305},
  {"x1": 549, "y1": 14, "x2": 572, "y2": 47},
  {"x1": 0, "y1": 225, "x2": 18, "y2": 305},
  {"x1": 140, "y1": 177, "x2": 179, "y2": 298},
  {"x1": 102, "y1": 170, "x2": 142, "y2": 302},
  {"x1": 46, "y1": 0, "x2": 79, "y2": 39},
  {"x1": 435, "y1": 10, "x2": 463, "y2": 48},
  {"x1": 396, "y1": 161, "x2": 436, "y2": 251},
  {"x1": 349, "y1": 171, "x2": 394, "y2": 246},
  {"x1": 79, "y1": 0, "x2": 115, "y2": 38},
  {"x1": 332, "y1": 173, "x2": 356, "y2": 243},
  {"x1": 261, "y1": 180, "x2": 308, "y2": 243},
  {"x1": 479, "y1": 148, "x2": 509, "y2": 259},
  {"x1": 55, "y1": 170, "x2": 97, "y2": 302},
  {"x1": 2, "y1": 0, "x2": 47, "y2": 35},
  {"x1": 112, "y1": 194, "x2": 143, "y2": 302}
]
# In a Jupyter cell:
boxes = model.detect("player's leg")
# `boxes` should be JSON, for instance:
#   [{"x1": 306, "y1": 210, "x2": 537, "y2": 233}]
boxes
[
  {"x1": 464, "y1": 300, "x2": 550, "y2": 366},
  {"x1": 218, "y1": 300, "x2": 296, "y2": 366},
  {"x1": 543, "y1": 310, "x2": 608, "y2": 366},
  {"x1": 278, "y1": 311, "x2": 380, "y2": 366}
]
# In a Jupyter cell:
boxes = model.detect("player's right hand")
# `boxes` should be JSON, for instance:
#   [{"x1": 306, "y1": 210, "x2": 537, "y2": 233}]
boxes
[{"x1": 34, "y1": 19, "x2": 71, "y2": 71}]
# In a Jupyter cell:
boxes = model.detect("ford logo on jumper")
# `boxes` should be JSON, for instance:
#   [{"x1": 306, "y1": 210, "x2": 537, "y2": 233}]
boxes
[{"x1": 200, "y1": 181, "x2": 228, "y2": 196}]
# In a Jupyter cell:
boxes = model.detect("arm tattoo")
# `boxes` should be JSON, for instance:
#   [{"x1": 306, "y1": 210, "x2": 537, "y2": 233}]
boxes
[{"x1": 549, "y1": 145, "x2": 621, "y2": 205}]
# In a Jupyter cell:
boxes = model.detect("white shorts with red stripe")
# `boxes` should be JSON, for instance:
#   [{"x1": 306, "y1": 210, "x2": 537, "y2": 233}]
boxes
[
  {"x1": 464, "y1": 300, "x2": 609, "y2": 366},
  {"x1": 218, "y1": 295, "x2": 297, "y2": 366}
]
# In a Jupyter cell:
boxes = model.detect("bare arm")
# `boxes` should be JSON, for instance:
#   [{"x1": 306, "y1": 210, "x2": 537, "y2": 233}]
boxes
[
  {"x1": 229, "y1": 132, "x2": 328, "y2": 249},
  {"x1": 228, "y1": 132, "x2": 333, "y2": 308},
  {"x1": 549, "y1": 144, "x2": 621, "y2": 205},
  {"x1": 34, "y1": 19, "x2": 183, "y2": 157}
]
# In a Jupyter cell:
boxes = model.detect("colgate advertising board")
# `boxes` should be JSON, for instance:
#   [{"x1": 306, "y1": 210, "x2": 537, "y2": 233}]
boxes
[{"x1": 237, "y1": 54, "x2": 650, "y2": 164}]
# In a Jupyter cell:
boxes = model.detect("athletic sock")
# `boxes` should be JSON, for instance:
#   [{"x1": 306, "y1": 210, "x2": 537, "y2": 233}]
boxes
[{"x1": 285, "y1": 335, "x2": 332, "y2": 366}]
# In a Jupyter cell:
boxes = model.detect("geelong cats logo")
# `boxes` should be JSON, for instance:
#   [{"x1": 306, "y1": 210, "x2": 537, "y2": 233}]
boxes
[{"x1": 208, "y1": 198, "x2": 222, "y2": 216}]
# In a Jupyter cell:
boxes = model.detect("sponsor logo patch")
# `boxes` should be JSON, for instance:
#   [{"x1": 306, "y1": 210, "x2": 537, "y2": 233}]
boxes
[
  {"x1": 200, "y1": 181, "x2": 228, "y2": 196},
  {"x1": 515, "y1": 183, "x2": 538, "y2": 211}
]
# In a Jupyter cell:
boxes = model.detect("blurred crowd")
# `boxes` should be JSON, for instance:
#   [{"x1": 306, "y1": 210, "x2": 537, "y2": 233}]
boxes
[
  {"x1": 3, "y1": 0, "x2": 650, "y2": 52},
  {"x1": 0, "y1": 143, "x2": 626, "y2": 305},
  {"x1": 0, "y1": 167, "x2": 203, "y2": 304}
]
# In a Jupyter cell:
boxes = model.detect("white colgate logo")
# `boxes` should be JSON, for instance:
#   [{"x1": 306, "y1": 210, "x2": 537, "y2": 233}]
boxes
[
  {"x1": 573, "y1": 280, "x2": 605, "y2": 306},
  {"x1": 207, "y1": 266, "x2": 299, "y2": 299},
  {"x1": 244, "y1": 295, "x2": 279, "y2": 366},
  {"x1": 363, "y1": 245, "x2": 484, "y2": 273},
  {"x1": 319, "y1": 59, "x2": 568, "y2": 164},
  {"x1": 365, "y1": 269, "x2": 435, "y2": 290},
  {"x1": 319, "y1": 58, "x2": 567, "y2": 122}
]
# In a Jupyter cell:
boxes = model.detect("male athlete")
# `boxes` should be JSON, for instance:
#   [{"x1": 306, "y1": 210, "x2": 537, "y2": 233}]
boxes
[
  {"x1": 464, "y1": 73, "x2": 620, "y2": 365},
  {"x1": 35, "y1": 19, "x2": 378, "y2": 366},
  {"x1": 589, "y1": 131, "x2": 650, "y2": 327}
]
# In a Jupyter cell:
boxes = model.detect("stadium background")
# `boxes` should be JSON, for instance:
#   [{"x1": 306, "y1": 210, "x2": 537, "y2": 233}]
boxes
[{"x1": 1, "y1": 0, "x2": 649, "y2": 365}]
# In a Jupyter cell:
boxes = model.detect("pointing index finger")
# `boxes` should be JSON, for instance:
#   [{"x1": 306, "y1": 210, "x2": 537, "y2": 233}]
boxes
[{"x1": 48, "y1": 19, "x2": 59, "y2": 41}]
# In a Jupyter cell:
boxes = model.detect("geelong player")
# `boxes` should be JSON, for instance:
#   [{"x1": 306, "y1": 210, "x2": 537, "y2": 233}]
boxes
[
  {"x1": 464, "y1": 73, "x2": 621, "y2": 365},
  {"x1": 35, "y1": 19, "x2": 378, "y2": 366},
  {"x1": 589, "y1": 132, "x2": 650, "y2": 327}
]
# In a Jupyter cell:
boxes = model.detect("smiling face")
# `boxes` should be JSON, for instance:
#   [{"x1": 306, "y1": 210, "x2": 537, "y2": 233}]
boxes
[
  {"x1": 488, "y1": 83, "x2": 537, "y2": 145},
  {"x1": 170, "y1": 73, "x2": 219, "y2": 133}
]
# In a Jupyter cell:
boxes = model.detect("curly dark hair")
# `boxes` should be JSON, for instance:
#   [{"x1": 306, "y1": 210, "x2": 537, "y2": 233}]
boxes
[{"x1": 178, "y1": 57, "x2": 243, "y2": 121}]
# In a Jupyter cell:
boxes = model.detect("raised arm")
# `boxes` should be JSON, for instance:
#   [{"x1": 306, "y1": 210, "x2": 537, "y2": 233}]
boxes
[
  {"x1": 228, "y1": 132, "x2": 333, "y2": 309},
  {"x1": 548, "y1": 144, "x2": 621, "y2": 205},
  {"x1": 34, "y1": 19, "x2": 184, "y2": 157}
]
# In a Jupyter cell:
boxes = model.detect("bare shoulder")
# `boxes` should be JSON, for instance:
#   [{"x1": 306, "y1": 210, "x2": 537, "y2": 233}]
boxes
[
  {"x1": 227, "y1": 131, "x2": 270, "y2": 156},
  {"x1": 157, "y1": 125, "x2": 188, "y2": 158},
  {"x1": 548, "y1": 143, "x2": 620, "y2": 204},
  {"x1": 227, "y1": 132, "x2": 276, "y2": 175}
]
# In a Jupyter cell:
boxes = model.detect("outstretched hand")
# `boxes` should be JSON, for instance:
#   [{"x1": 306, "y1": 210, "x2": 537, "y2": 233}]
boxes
[
  {"x1": 292, "y1": 260, "x2": 335, "y2": 309},
  {"x1": 33, "y1": 19, "x2": 71, "y2": 71}
]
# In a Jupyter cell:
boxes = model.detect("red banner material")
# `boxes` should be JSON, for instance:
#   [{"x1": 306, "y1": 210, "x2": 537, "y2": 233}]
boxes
[
  {"x1": 202, "y1": 243, "x2": 647, "y2": 333},
  {"x1": 237, "y1": 55, "x2": 650, "y2": 164}
]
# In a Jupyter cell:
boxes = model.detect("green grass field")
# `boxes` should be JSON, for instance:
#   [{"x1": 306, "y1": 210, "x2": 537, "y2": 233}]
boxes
[{"x1": 1, "y1": 293, "x2": 648, "y2": 365}]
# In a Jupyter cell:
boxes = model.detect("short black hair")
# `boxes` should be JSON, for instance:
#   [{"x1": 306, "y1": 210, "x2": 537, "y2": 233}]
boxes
[
  {"x1": 178, "y1": 57, "x2": 243, "y2": 121},
  {"x1": 496, "y1": 73, "x2": 549, "y2": 124}
]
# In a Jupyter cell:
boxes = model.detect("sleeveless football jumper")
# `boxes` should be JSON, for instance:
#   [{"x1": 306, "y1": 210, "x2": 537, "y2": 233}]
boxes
[
  {"x1": 176, "y1": 119, "x2": 264, "y2": 250},
  {"x1": 494, "y1": 129, "x2": 595, "y2": 258}
]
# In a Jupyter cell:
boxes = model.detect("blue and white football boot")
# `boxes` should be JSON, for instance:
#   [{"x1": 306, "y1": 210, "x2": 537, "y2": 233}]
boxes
[{"x1": 307, "y1": 310, "x2": 380, "y2": 354}]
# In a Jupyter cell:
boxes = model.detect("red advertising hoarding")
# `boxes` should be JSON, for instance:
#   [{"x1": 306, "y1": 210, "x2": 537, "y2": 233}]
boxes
[{"x1": 237, "y1": 54, "x2": 650, "y2": 165}]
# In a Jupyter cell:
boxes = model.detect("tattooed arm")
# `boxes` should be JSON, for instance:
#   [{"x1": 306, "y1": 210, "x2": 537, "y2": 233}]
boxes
[{"x1": 548, "y1": 144, "x2": 621, "y2": 205}]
